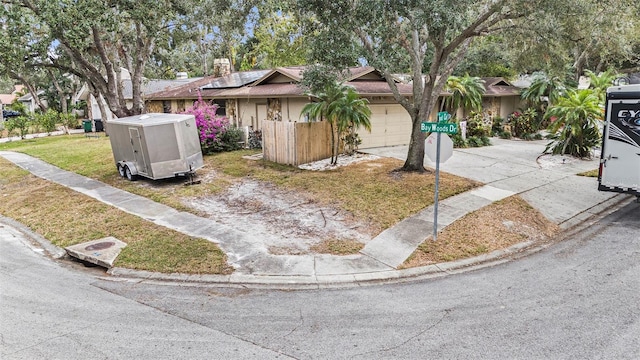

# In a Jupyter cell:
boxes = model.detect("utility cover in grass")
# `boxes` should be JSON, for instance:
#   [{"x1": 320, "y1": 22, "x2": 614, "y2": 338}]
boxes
[{"x1": 65, "y1": 237, "x2": 127, "y2": 269}]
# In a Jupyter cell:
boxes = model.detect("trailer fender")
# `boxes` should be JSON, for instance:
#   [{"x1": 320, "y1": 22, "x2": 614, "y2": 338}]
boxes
[
  {"x1": 117, "y1": 161, "x2": 138, "y2": 181},
  {"x1": 117, "y1": 161, "x2": 138, "y2": 175}
]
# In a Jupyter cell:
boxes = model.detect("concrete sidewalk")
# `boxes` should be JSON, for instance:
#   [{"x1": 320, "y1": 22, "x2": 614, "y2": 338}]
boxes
[{"x1": 0, "y1": 139, "x2": 631, "y2": 287}]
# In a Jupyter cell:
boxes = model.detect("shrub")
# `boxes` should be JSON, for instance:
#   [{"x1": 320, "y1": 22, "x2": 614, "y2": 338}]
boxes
[
  {"x1": 510, "y1": 108, "x2": 539, "y2": 139},
  {"x1": 5, "y1": 116, "x2": 31, "y2": 139},
  {"x1": 491, "y1": 116, "x2": 504, "y2": 136},
  {"x1": 545, "y1": 123, "x2": 600, "y2": 158},
  {"x1": 248, "y1": 129, "x2": 262, "y2": 149},
  {"x1": 60, "y1": 113, "x2": 80, "y2": 134},
  {"x1": 34, "y1": 109, "x2": 59, "y2": 134},
  {"x1": 466, "y1": 120, "x2": 488, "y2": 137},
  {"x1": 182, "y1": 94, "x2": 238, "y2": 154},
  {"x1": 544, "y1": 89, "x2": 602, "y2": 158},
  {"x1": 467, "y1": 136, "x2": 484, "y2": 147},
  {"x1": 342, "y1": 131, "x2": 363, "y2": 155},
  {"x1": 209, "y1": 126, "x2": 244, "y2": 152},
  {"x1": 465, "y1": 112, "x2": 490, "y2": 138},
  {"x1": 451, "y1": 133, "x2": 468, "y2": 148}
]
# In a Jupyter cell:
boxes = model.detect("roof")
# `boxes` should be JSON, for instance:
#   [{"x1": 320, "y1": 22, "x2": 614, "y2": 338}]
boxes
[
  {"x1": 125, "y1": 78, "x2": 204, "y2": 98},
  {"x1": 0, "y1": 85, "x2": 25, "y2": 105},
  {"x1": 144, "y1": 67, "x2": 521, "y2": 101},
  {"x1": 480, "y1": 77, "x2": 521, "y2": 97},
  {"x1": 0, "y1": 94, "x2": 14, "y2": 105},
  {"x1": 201, "y1": 70, "x2": 270, "y2": 89},
  {"x1": 349, "y1": 81, "x2": 413, "y2": 96},
  {"x1": 18, "y1": 90, "x2": 45, "y2": 102}
]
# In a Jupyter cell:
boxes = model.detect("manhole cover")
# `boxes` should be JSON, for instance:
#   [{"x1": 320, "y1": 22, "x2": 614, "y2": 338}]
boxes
[{"x1": 84, "y1": 241, "x2": 115, "y2": 251}]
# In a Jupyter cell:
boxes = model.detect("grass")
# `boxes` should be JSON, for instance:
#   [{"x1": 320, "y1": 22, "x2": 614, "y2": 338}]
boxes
[
  {"x1": 310, "y1": 239, "x2": 365, "y2": 255},
  {"x1": 0, "y1": 158, "x2": 232, "y2": 274},
  {"x1": 402, "y1": 196, "x2": 559, "y2": 268},
  {"x1": 578, "y1": 169, "x2": 599, "y2": 177},
  {"x1": 0, "y1": 134, "x2": 479, "y2": 233},
  {"x1": 207, "y1": 152, "x2": 478, "y2": 233},
  {"x1": 1, "y1": 134, "x2": 483, "y2": 272}
]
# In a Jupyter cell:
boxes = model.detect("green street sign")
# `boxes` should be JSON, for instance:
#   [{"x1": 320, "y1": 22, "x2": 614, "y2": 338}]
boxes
[
  {"x1": 421, "y1": 122, "x2": 458, "y2": 134},
  {"x1": 437, "y1": 111, "x2": 451, "y2": 123}
]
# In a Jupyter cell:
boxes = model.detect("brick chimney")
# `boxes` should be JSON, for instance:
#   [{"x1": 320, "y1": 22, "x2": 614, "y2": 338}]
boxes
[{"x1": 213, "y1": 59, "x2": 231, "y2": 77}]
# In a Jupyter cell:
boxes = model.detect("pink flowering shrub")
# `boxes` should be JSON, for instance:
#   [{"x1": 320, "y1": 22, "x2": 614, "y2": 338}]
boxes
[{"x1": 182, "y1": 95, "x2": 242, "y2": 154}]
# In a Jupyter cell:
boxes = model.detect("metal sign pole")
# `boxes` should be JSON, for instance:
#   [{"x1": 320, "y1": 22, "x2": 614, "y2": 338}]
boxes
[{"x1": 433, "y1": 132, "x2": 441, "y2": 241}]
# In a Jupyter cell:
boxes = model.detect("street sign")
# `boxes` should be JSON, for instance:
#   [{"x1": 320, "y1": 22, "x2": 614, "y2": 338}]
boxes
[
  {"x1": 423, "y1": 126, "x2": 455, "y2": 242},
  {"x1": 421, "y1": 122, "x2": 458, "y2": 134},
  {"x1": 437, "y1": 111, "x2": 451, "y2": 123},
  {"x1": 425, "y1": 133, "x2": 453, "y2": 163}
]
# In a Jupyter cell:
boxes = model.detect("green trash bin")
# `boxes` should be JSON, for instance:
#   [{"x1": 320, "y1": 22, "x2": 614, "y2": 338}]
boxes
[{"x1": 82, "y1": 119, "x2": 92, "y2": 133}]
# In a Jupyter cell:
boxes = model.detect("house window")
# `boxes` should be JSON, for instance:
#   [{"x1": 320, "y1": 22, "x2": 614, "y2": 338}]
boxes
[
  {"x1": 177, "y1": 100, "x2": 185, "y2": 112},
  {"x1": 213, "y1": 99, "x2": 226, "y2": 115},
  {"x1": 162, "y1": 100, "x2": 171, "y2": 113}
]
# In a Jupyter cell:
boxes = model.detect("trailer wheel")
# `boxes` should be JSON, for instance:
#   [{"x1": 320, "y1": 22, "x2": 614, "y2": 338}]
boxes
[
  {"x1": 124, "y1": 166, "x2": 137, "y2": 181},
  {"x1": 117, "y1": 163, "x2": 126, "y2": 177}
]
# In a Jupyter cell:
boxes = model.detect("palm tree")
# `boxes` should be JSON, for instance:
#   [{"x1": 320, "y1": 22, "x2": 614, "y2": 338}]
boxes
[
  {"x1": 300, "y1": 82, "x2": 351, "y2": 165},
  {"x1": 544, "y1": 89, "x2": 603, "y2": 158},
  {"x1": 334, "y1": 87, "x2": 372, "y2": 155},
  {"x1": 521, "y1": 72, "x2": 567, "y2": 109},
  {"x1": 585, "y1": 69, "x2": 621, "y2": 104},
  {"x1": 442, "y1": 74, "x2": 485, "y2": 117}
]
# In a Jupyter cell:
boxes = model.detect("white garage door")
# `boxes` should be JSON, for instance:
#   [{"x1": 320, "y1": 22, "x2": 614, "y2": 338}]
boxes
[{"x1": 359, "y1": 104, "x2": 412, "y2": 149}]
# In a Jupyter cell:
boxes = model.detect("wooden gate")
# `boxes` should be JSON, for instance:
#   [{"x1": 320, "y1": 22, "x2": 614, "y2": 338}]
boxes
[{"x1": 262, "y1": 120, "x2": 332, "y2": 165}]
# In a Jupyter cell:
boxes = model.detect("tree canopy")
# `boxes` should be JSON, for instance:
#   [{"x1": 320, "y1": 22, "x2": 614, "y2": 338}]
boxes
[
  {"x1": 298, "y1": 0, "x2": 549, "y2": 171},
  {"x1": 1, "y1": 0, "x2": 639, "y2": 134}
]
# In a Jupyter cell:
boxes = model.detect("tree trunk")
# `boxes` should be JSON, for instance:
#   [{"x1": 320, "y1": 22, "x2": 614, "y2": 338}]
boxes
[
  {"x1": 49, "y1": 73, "x2": 68, "y2": 114},
  {"x1": 19, "y1": 78, "x2": 46, "y2": 112},
  {"x1": 402, "y1": 115, "x2": 427, "y2": 172},
  {"x1": 330, "y1": 121, "x2": 337, "y2": 165}
]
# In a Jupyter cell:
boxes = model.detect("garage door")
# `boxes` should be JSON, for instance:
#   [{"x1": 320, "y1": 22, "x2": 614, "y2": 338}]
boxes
[{"x1": 359, "y1": 104, "x2": 412, "y2": 149}]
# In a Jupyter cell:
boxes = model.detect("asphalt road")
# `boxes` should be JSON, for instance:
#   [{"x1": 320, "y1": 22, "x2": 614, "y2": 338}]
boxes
[{"x1": 2, "y1": 201, "x2": 639, "y2": 359}]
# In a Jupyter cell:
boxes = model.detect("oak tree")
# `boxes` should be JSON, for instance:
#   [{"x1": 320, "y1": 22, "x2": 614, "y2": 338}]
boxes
[{"x1": 299, "y1": 0, "x2": 545, "y2": 171}]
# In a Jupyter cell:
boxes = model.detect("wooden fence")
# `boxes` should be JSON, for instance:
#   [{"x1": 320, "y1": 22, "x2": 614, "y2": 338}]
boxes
[{"x1": 262, "y1": 120, "x2": 332, "y2": 166}]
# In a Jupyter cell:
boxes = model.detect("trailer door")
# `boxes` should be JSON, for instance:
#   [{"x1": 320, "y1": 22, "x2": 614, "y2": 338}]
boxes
[
  {"x1": 129, "y1": 128, "x2": 148, "y2": 175},
  {"x1": 599, "y1": 98, "x2": 640, "y2": 195}
]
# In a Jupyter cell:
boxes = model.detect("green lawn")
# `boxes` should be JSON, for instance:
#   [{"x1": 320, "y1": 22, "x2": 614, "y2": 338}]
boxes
[{"x1": 0, "y1": 134, "x2": 482, "y2": 273}]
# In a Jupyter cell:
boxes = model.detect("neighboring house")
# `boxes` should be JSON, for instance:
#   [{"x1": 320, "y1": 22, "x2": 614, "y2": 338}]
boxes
[
  {"x1": 145, "y1": 66, "x2": 524, "y2": 149},
  {"x1": 0, "y1": 85, "x2": 25, "y2": 110},
  {"x1": 479, "y1": 77, "x2": 523, "y2": 120},
  {"x1": 17, "y1": 90, "x2": 46, "y2": 113},
  {"x1": 0, "y1": 85, "x2": 25, "y2": 129}
]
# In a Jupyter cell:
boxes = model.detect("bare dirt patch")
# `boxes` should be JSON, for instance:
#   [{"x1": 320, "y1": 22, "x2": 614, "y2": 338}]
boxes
[{"x1": 184, "y1": 179, "x2": 375, "y2": 256}]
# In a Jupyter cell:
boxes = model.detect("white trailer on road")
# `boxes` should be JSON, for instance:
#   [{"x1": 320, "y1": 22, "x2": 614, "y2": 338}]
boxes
[{"x1": 598, "y1": 84, "x2": 640, "y2": 197}]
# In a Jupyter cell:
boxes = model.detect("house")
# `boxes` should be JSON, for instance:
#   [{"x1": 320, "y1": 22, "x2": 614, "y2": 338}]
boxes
[
  {"x1": 0, "y1": 85, "x2": 25, "y2": 129},
  {"x1": 145, "y1": 66, "x2": 525, "y2": 149},
  {"x1": 0, "y1": 85, "x2": 25, "y2": 110},
  {"x1": 74, "y1": 69, "x2": 204, "y2": 122},
  {"x1": 17, "y1": 90, "x2": 46, "y2": 113},
  {"x1": 479, "y1": 77, "x2": 523, "y2": 120}
]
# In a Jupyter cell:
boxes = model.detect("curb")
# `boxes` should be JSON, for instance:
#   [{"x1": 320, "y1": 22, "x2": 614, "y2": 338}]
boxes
[
  {"x1": 3, "y1": 194, "x2": 633, "y2": 291},
  {"x1": 102, "y1": 193, "x2": 634, "y2": 290},
  {"x1": 0, "y1": 215, "x2": 67, "y2": 259}
]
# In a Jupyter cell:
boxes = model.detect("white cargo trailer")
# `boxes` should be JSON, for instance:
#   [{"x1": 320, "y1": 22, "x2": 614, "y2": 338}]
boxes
[
  {"x1": 108, "y1": 113, "x2": 204, "y2": 181},
  {"x1": 598, "y1": 84, "x2": 640, "y2": 197}
]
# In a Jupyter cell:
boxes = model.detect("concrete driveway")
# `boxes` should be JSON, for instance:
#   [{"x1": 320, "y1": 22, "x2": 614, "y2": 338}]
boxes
[{"x1": 363, "y1": 137, "x2": 617, "y2": 226}]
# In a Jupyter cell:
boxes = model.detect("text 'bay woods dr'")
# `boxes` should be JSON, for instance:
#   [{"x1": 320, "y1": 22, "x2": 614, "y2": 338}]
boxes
[{"x1": 423, "y1": 112, "x2": 458, "y2": 241}]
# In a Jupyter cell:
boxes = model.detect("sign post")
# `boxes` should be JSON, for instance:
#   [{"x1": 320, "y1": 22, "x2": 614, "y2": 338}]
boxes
[{"x1": 422, "y1": 112, "x2": 457, "y2": 241}]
